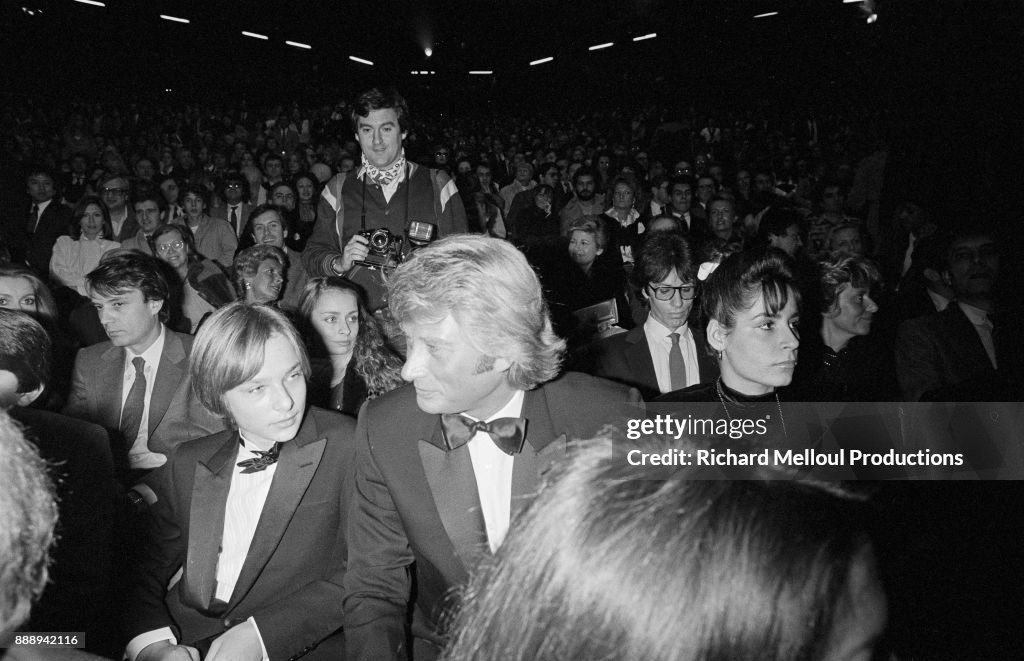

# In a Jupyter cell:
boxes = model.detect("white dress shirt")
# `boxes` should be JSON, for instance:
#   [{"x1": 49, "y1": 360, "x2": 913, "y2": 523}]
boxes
[
  {"x1": 465, "y1": 389, "x2": 525, "y2": 553},
  {"x1": 644, "y1": 315, "x2": 701, "y2": 393},
  {"x1": 125, "y1": 432, "x2": 274, "y2": 661}
]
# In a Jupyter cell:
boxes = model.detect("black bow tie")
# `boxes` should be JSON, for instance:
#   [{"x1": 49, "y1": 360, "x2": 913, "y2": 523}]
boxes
[
  {"x1": 440, "y1": 414, "x2": 527, "y2": 456},
  {"x1": 237, "y1": 441, "x2": 282, "y2": 473}
]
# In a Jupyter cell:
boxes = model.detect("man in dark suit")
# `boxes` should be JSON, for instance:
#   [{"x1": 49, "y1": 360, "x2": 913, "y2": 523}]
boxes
[
  {"x1": 210, "y1": 171, "x2": 253, "y2": 238},
  {"x1": 125, "y1": 304, "x2": 354, "y2": 661},
  {"x1": 21, "y1": 167, "x2": 73, "y2": 276},
  {"x1": 98, "y1": 173, "x2": 139, "y2": 243},
  {"x1": 666, "y1": 175, "x2": 706, "y2": 247},
  {"x1": 896, "y1": 228, "x2": 1023, "y2": 400},
  {"x1": 62, "y1": 252, "x2": 223, "y2": 486},
  {"x1": 596, "y1": 232, "x2": 718, "y2": 400},
  {"x1": 0, "y1": 309, "x2": 119, "y2": 655},
  {"x1": 344, "y1": 235, "x2": 642, "y2": 660}
]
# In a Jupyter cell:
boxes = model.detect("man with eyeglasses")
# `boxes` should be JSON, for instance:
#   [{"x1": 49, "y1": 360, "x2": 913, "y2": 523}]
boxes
[
  {"x1": 211, "y1": 172, "x2": 252, "y2": 237},
  {"x1": 596, "y1": 232, "x2": 718, "y2": 400},
  {"x1": 98, "y1": 173, "x2": 139, "y2": 243}
]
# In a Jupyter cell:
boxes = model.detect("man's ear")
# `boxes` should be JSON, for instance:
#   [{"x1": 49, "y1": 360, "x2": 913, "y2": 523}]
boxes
[
  {"x1": 17, "y1": 384, "x2": 45, "y2": 407},
  {"x1": 940, "y1": 269, "x2": 952, "y2": 286},
  {"x1": 148, "y1": 298, "x2": 165, "y2": 316},
  {"x1": 923, "y1": 267, "x2": 942, "y2": 284},
  {"x1": 706, "y1": 319, "x2": 727, "y2": 352}
]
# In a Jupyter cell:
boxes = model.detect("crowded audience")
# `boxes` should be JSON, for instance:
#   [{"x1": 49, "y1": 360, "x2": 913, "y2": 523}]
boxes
[{"x1": 0, "y1": 82, "x2": 1018, "y2": 661}]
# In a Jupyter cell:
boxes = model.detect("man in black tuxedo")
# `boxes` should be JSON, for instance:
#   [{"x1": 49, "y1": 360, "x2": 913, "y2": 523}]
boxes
[
  {"x1": 344, "y1": 235, "x2": 642, "y2": 660},
  {"x1": 596, "y1": 232, "x2": 718, "y2": 399},
  {"x1": 124, "y1": 304, "x2": 355, "y2": 661},
  {"x1": 20, "y1": 167, "x2": 72, "y2": 276}
]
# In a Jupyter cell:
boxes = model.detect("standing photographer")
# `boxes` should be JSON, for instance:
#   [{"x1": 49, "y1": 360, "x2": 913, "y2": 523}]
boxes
[{"x1": 303, "y1": 88, "x2": 467, "y2": 278}]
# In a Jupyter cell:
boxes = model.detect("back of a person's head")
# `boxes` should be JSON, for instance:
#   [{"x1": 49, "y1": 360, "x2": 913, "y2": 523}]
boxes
[{"x1": 442, "y1": 436, "x2": 875, "y2": 661}]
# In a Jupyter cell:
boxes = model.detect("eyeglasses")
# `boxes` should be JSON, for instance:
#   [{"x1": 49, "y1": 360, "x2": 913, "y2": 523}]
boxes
[
  {"x1": 101, "y1": 187, "x2": 128, "y2": 195},
  {"x1": 225, "y1": 183, "x2": 243, "y2": 188},
  {"x1": 648, "y1": 284, "x2": 696, "y2": 301},
  {"x1": 156, "y1": 240, "x2": 185, "y2": 254}
]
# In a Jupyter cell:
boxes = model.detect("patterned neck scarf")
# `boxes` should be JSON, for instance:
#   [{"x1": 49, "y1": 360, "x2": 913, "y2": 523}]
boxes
[{"x1": 361, "y1": 151, "x2": 407, "y2": 186}]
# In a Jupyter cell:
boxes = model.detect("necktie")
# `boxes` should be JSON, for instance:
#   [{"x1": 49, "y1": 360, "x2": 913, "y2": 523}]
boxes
[
  {"x1": 669, "y1": 332, "x2": 686, "y2": 390},
  {"x1": 119, "y1": 357, "x2": 147, "y2": 445},
  {"x1": 440, "y1": 414, "x2": 527, "y2": 456},
  {"x1": 230, "y1": 206, "x2": 239, "y2": 234},
  {"x1": 237, "y1": 441, "x2": 282, "y2": 473},
  {"x1": 26, "y1": 203, "x2": 39, "y2": 234}
]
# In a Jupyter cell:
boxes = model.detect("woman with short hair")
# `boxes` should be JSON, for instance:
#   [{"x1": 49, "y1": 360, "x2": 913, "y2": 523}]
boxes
[{"x1": 233, "y1": 245, "x2": 287, "y2": 306}]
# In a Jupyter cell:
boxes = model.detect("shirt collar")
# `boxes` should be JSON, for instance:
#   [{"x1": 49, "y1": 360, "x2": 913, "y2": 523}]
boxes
[
  {"x1": 958, "y1": 301, "x2": 990, "y2": 326},
  {"x1": 463, "y1": 389, "x2": 525, "y2": 423},
  {"x1": 127, "y1": 323, "x2": 166, "y2": 365}
]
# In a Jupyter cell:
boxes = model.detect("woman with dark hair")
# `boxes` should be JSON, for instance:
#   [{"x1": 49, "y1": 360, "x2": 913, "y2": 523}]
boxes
[
  {"x1": 658, "y1": 248, "x2": 800, "y2": 413},
  {"x1": 50, "y1": 195, "x2": 120, "y2": 295},
  {"x1": 791, "y1": 254, "x2": 897, "y2": 401},
  {"x1": 294, "y1": 172, "x2": 320, "y2": 229},
  {"x1": 299, "y1": 276, "x2": 404, "y2": 416},
  {"x1": 232, "y1": 244, "x2": 287, "y2": 306},
  {"x1": 179, "y1": 183, "x2": 237, "y2": 269},
  {"x1": 757, "y1": 206, "x2": 804, "y2": 258},
  {"x1": 443, "y1": 435, "x2": 888, "y2": 661},
  {"x1": 151, "y1": 224, "x2": 234, "y2": 333}
]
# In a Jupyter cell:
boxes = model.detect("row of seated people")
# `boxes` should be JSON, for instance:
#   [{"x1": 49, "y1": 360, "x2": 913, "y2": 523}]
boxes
[{"x1": 0, "y1": 232, "x2": 1009, "y2": 661}]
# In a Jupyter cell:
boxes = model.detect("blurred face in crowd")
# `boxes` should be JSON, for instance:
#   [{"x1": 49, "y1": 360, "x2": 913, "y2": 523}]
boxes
[
  {"x1": 79, "y1": 203, "x2": 105, "y2": 240},
  {"x1": 830, "y1": 227, "x2": 863, "y2": 256},
  {"x1": 611, "y1": 182, "x2": 635, "y2": 212},
  {"x1": 540, "y1": 168, "x2": 561, "y2": 189},
  {"x1": 947, "y1": 235, "x2": 999, "y2": 302},
  {"x1": 736, "y1": 170, "x2": 751, "y2": 195},
  {"x1": 264, "y1": 158, "x2": 284, "y2": 181},
  {"x1": 356, "y1": 107, "x2": 407, "y2": 170},
  {"x1": 251, "y1": 209, "x2": 285, "y2": 249},
  {"x1": 134, "y1": 199, "x2": 162, "y2": 234},
  {"x1": 26, "y1": 173, "x2": 55, "y2": 203},
  {"x1": 247, "y1": 259, "x2": 284, "y2": 304},
  {"x1": 670, "y1": 182, "x2": 693, "y2": 214},
  {"x1": 708, "y1": 199, "x2": 736, "y2": 239},
  {"x1": 534, "y1": 188, "x2": 553, "y2": 212},
  {"x1": 0, "y1": 277, "x2": 39, "y2": 316},
  {"x1": 771, "y1": 224, "x2": 803, "y2": 257},
  {"x1": 514, "y1": 164, "x2": 533, "y2": 186},
  {"x1": 697, "y1": 176, "x2": 716, "y2": 204},
  {"x1": 183, "y1": 191, "x2": 205, "y2": 222},
  {"x1": 822, "y1": 186, "x2": 845, "y2": 214},
  {"x1": 755, "y1": 173, "x2": 775, "y2": 194},
  {"x1": 160, "y1": 178, "x2": 180, "y2": 205},
  {"x1": 155, "y1": 228, "x2": 189, "y2": 271},
  {"x1": 271, "y1": 185, "x2": 296, "y2": 211},
  {"x1": 295, "y1": 177, "x2": 316, "y2": 204},
  {"x1": 101, "y1": 177, "x2": 130, "y2": 213},
  {"x1": 826, "y1": 284, "x2": 878, "y2": 341},
  {"x1": 476, "y1": 165, "x2": 493, "y2": 190},
  {"x1": 224, "y1": 179, "x2": 245, "y2": 205},
  {"x1": 568, "y1": 229, "x2": 602, "y2": 271},
  {"x1": 574, "y1": 174, "x2": 596, "y2": 202},
  {"x1": 310, "y1": 288, "x2": 359, "y2": 361},
  {"x1": 135, "y1": 159, "x2": 155, "y2": 181}
]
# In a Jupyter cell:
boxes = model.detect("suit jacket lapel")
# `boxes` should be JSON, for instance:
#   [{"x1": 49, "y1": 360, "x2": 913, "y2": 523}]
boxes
[
  {"x1": 228, "y1": 415, "x2": 327, "y2": 606},
  {"x1": 512, "y1": 389, "x2": 566, "y2": 517},
  {"x1": 148, "y1": 329, "x2": 185, "y2": 436},
  {"x1": 182, "y1": 433, "x2": 237, "y2": 611},
  {"x1": 100, "y1": 345, "x2": 125, "y2": 427},
  {"x1": 418, "y1": 430, "x2": 489, "y2": 573},
  {"x1": 624, "y1": 327, "x2": 658, "y2": 393}
]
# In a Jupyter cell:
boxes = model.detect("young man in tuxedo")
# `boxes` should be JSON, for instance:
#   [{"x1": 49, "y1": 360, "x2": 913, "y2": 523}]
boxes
[
  {"x1": 343, "y1": 235, "x2": 642, "y2": 660},
  {"x1": 124, "y1": 304, "x2": 355, "y2": 661}
]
